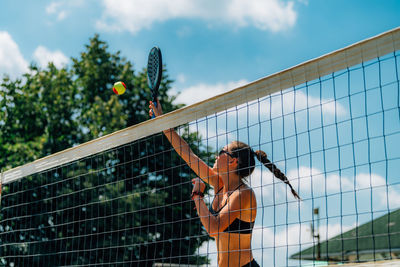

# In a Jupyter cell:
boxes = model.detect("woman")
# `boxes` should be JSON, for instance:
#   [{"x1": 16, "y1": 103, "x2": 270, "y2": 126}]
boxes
[{"x1": 149, "y1": 100, "x2": 300, "y2": 267}]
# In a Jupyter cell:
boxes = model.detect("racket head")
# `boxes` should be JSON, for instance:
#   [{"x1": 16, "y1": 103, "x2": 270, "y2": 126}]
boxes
[{"x1": 147, "y1": 46, "x2": 162, "y2": 100}]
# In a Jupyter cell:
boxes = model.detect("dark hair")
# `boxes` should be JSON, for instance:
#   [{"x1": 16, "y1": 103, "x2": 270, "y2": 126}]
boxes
[{"x1": 230, "y1": 141, "x2": 300, "y2": 200}]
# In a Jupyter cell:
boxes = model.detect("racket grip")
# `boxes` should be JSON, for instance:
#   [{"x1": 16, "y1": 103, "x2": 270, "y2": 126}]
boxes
[{"x1": 151, "y1": 99, "x2": 157, "y2": 119}]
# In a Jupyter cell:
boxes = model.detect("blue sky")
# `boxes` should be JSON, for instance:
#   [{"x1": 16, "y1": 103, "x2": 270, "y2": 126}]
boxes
[
  {"x1": 0, "y1": 0, "x2": 399, "y2": 104},
  {"x1": 1, "y1": 1, "x2": 399, "y2": 266}
]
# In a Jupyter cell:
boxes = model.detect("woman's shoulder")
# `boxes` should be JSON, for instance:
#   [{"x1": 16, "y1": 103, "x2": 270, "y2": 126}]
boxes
[
  {"x1": 230, "y1": 184, "x2": 255, "y2": 200},
  {"x1": 240, "y1": 185, "x2": 257, "y2": 209},
  {"x1": 226, "y1": 186, "x2": 256, "y2": 211}
]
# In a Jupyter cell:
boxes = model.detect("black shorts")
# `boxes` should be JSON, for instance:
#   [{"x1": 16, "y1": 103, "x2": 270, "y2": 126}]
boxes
[{"x1": 242, "y1": 259, "x2": 260, "y2": 267}]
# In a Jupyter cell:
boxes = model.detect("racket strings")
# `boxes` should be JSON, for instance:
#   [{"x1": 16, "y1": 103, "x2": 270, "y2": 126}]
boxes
[{"x1": 148, "y1": 55, "x2": 160, "y2": 87}]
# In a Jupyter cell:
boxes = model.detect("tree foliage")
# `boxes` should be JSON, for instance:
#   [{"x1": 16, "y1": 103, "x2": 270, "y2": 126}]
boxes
[{"x1": 0, "y1": 35, "x2": 211, "y2": 266}]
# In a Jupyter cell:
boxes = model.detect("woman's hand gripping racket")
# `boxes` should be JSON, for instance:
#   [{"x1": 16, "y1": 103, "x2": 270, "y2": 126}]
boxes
[{"x1": 147, "y1": 47, "x2": 162, "y2": 118}]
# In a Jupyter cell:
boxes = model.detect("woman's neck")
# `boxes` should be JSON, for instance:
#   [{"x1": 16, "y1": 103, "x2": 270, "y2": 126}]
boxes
[{"x1": 221, "y1": 173, "x2": 242, "y2": 193}]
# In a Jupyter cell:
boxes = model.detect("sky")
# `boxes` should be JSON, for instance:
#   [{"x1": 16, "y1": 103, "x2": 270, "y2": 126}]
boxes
[
  {"x1": 0, "y1": 0, "x2": 399, "y2": 104},
  {"x1": 1, "y1": 0, "x2": 399, "y2": 266}
]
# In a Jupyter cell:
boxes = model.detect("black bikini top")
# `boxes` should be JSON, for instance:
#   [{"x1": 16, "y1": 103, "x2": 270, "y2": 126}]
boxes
[{"x1": 209, "y1": 184, "x2": 255, "y2": 234}]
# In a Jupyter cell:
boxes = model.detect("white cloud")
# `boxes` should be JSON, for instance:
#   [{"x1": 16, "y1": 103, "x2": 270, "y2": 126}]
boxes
[
  {"x1": 355, "y1": 173, "x2": 400, "y2": 208},
  {"x1": 268, "y1": 90, "x2": 347, "y2": 118},
  {"x1": 176, "y1": 73, "x2": 186, "y2": 84},
  {"x1": 355, "y1": 173, "x2": 386, "y2": 189},
  {"x1": 252, "y1": 221, "x2": 354, "y2": 266},
  {"x1": 0, "y1": 31, "x2": 29, "y2": 78},
  {"x1": 0, "y1": 32, "x2": 70, "y2": 79},
  {"x1": 198, "y1": 239, "x2": 218, "y2": 266},
  {"x1": 196, "y1": 165, "x2": 399, "y2": 266},
  {"x1": 178, "y1": 81, "x2": 346, "y2": 124},
  {"x1": 288, "y1": 166, "x2": 400, "y2": 209},
  {"x1": 174, "y1": 79, "x2": 248, "y2": 106},
  {"x1": 57, "y1": 11, "x2": 67, "y2": 21},
  {"x1": 228, "y1": 0, "x2": 297, "y2": 32},
  {"x1": 253, "y1": 222, "x2": 353, "y2": 249},
  {"x1": 46, "y1": 2, "x2": 60, "y2": 14},
  {"x1": 287, "y1": 166, "x2": 353, "y2": 196},
  {"x1": 33, "y1": 46, "x2": 69, "y2": 69},
  {"x1": 180, "y1": 80, "x2": 347, "y2": 162},
  {"x1": 197, "y1": 219, "x2": 354, "y2": 266},
  {"x1": 46, "y1": 0, "x2": 84, "y2": 21},
  {"x1": 46, "y1": 2, "x2": 66, "y2": 20},
  {"x1": 96, "y1": 0, "x2": 298, "y2": 34},
  {"x1": 387, "y1": 189, "x2": 400, "y2": 208}
]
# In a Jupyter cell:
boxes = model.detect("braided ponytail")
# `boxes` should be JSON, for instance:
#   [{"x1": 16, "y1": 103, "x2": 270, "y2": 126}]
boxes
[
  {"x1": 254, "y1": 150, "x2": 301, "y2": 200},
  {"x1": 228, "y1": 141, "x2": 300, "y2": 200}
]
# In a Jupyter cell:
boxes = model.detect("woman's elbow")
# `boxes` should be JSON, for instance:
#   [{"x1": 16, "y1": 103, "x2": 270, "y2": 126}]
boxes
[
  {"x1": 209, "y1": 233, "x2": 217, "y2": 239},
  {"x1": 208, "y1": 230, "x2": 219, "y2": 238},
  {"x1": 207, "y1": 226, "x2": 222, "y2": 237}
]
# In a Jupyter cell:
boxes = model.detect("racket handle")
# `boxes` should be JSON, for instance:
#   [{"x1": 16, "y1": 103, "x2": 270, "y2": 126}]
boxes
[{"x1": 151, "y1": 99, "x2": 157, "y2": 119}]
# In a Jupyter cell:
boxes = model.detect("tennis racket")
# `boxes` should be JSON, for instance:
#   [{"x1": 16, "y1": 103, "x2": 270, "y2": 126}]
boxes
[{"x1": 147, "y1": 46, "x2": 162, "y2": 118}]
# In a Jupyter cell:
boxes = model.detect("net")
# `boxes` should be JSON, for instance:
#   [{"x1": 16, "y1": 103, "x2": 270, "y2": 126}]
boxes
[{"x1": 1, "y1": 27, "x2": 400, "y2": 267}]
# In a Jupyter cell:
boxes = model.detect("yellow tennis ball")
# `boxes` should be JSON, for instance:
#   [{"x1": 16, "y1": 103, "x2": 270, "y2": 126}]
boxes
[{"x1": 113, "y1": 81, "x2": 126, "y2": 95}]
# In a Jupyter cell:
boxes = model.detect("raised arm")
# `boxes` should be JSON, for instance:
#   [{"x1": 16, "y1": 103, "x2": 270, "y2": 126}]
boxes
[{"x1": 149, "y1": 100, "x2": 222, "y2": 190}]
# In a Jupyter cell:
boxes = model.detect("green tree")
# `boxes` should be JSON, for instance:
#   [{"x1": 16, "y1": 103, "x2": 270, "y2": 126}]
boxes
[
  {"x1": 0, "y1": 35, "x2": 211, "y2": 266},
  {"x1": 0, "y1": 64, "x2": 79, "y2": 169}
]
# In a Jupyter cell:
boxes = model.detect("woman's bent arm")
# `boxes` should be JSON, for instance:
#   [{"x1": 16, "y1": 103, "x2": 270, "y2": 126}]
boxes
[
  {"x1": 193, "y1": 190, "x2": 245, "y2": 236},
  {"x1": 163, "y1": 128, "x2": 222, "y2": 190},
  {"x1": 150, "y1": 99, "x2": 222, "y2": 190}
]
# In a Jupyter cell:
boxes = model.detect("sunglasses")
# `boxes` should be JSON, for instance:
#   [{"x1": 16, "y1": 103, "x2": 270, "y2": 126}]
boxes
[{"x1": 217, "y1": 149, "x2": 236, "y2": 159}]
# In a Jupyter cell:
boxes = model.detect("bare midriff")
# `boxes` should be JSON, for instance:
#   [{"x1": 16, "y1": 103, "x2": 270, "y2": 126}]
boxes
[{"x1": 215, "y1": 232, "x2": 253, "y2": 267}]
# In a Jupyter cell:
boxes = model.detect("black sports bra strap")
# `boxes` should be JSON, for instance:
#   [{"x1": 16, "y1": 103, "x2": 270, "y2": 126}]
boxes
[
  {"x1": 212, "y1": 183, "x2": 245, "y2": 213},
  {"x1": 227, "y1": 183, "x2": 245, "y2": 197},
  {"x1": 215, "y1": 186, "x2": 223, "y2": 195}
]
